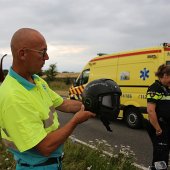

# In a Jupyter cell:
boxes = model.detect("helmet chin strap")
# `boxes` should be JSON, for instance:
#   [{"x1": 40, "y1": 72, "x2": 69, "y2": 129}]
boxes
[
  {"x1": 98, "y1": 110, "x2": 112, "y2": 132},
  {"x1": 100, "y1": 115, "x2": 112, "y2": 132}
]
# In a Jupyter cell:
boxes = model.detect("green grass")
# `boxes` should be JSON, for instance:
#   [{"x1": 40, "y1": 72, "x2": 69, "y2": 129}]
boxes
[
  {"x1": 63, "y1": 138, "x2": 139, "y2": 170},
  {"x1": 0, "y1": 138, "x2": 16, "y2": 169},
  {"x1": 48, "y1": 80, "x2": 71, "y2": 91}
]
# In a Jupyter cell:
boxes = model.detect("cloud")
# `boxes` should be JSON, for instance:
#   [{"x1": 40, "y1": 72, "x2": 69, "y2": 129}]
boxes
[
  {"x1": 48, "y1": 43, "x2": 87, "y2": 55},
  {"x1": 45, "y1": 43, "x2": 89, "y2": 72},
  {"x1": 0, "y1": 0, "x2": 170, "y2": 72}
]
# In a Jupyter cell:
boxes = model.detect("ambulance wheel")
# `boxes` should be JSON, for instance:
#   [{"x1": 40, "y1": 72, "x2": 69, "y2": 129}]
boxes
[{"x1": 124, "y1": 108, "x2": 143, "y2": 129}]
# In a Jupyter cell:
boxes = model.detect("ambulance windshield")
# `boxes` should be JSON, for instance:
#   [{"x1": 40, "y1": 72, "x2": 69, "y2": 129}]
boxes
[{"x1": 75, "y1": 69, "x2": 90, "y2": 86}]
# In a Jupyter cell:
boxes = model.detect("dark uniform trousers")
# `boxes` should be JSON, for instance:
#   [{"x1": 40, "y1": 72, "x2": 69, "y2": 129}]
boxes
[{"x1": 145, "y1": 118, "x2": 170, "y2": 170}]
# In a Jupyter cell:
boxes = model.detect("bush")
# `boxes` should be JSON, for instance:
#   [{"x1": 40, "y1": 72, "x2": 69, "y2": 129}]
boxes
[{"x1": 44, "y1": 64, "x2": 58, "y2": 81}]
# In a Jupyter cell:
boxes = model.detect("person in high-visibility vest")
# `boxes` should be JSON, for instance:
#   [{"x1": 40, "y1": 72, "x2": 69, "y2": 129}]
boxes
[
  {"x1": 146, "y1": 64, "x2": 170, "y2": 170},
  {"x1": 0, "y1": 28, "x2": 95, "y2": 170}
]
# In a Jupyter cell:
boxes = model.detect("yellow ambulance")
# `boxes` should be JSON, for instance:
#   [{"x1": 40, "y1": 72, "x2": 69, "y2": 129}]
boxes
[{"x1": 69, "y1": 43, "x2": 170, "y2": 128}]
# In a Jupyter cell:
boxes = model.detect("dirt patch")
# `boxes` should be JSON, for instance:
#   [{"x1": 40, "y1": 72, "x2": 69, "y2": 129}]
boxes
[{"x1": 56, "y1": 72, "x2": 79, "y2": 78}]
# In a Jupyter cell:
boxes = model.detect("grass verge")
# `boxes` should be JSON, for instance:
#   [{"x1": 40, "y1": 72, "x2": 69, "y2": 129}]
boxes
[{"x1": 63, "y1": 138, "x2": 140, "y2": 170}]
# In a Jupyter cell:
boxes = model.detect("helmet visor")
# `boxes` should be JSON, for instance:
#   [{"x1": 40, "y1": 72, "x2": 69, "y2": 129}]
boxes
[{"x1": 101, "y1": 95, "x2": 113, "y2": 108}]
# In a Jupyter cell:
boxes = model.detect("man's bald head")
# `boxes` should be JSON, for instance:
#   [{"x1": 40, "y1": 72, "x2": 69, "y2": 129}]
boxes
[
  {"x1": 10, "y1": 28, "x2": 48, "y2": 77},
  {"x1": 10, "y1": 28, "x2": 45, "y2": 58}
]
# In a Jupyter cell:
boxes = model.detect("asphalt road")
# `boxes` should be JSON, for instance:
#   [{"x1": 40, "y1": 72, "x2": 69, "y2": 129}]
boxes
[{"x1": 57, "y1": 111, "x2": 152, "y2": 169}]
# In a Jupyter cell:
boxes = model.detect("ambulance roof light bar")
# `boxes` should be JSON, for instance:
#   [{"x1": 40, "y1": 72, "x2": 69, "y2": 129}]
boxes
[
  {"x1": 97, "y1": 53, "x2": 107, "y2": 56},
  {"x1": 162, "y1": 43, "x2": 170, "y2": 47}
]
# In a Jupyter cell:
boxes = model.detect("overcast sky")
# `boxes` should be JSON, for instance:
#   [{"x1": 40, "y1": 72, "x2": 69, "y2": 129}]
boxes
[{"x1": 0, "y1": 0, "x2": 170, "y2": 72}]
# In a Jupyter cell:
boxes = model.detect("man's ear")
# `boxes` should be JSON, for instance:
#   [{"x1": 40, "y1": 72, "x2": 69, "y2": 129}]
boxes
[{"x1": 18, "y1": 49, "x2": 26, "y2": 60}]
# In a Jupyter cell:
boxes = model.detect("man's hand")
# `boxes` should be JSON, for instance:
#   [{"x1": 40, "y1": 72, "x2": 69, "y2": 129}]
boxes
[
  {"x1": 71, "y1": 105, "x2": 96, "y2": 125},
  {"x1": 156, "y1": 129, "x2": 162, "y2": 136},
  {"x1": 36, "y1": 104, "x2": 95, "y2": 156}
]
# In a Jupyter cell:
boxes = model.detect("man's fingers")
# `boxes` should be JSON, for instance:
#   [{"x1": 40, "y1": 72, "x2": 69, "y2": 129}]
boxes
[
  {"x1": 81, "y1": 104, "x2": 85, "y2": 111},
  {"x1": 91, "y1": 112, "x2": 96, "y2": 117}
]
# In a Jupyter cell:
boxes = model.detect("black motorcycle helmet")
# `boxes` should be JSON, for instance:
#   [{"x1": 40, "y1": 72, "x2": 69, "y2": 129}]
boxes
[{"x1": 82, "y1": 78, "x2": 122, "y2": 131}]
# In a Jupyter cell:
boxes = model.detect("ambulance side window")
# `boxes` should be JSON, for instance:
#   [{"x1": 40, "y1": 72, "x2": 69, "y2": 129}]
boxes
[{"x1": 76, "y1": 69, "x2": 90, "y2": 86}]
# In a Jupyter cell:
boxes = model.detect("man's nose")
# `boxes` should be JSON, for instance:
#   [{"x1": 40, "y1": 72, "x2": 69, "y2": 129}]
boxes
[{"x1": 44, "y1": 53, "x2": 49, "y2": 60}]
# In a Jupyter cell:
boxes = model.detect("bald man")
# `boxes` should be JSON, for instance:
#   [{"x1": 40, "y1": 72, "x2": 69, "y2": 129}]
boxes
[{"x1": 0, "y1": 28, "x2": 95, "y2": 170}]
